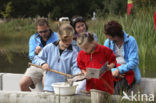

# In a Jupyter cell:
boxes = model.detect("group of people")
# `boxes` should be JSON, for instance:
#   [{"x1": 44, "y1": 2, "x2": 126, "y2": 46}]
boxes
[{"x1": 19, "y1": 16, "x2": 141, "y2": 95}]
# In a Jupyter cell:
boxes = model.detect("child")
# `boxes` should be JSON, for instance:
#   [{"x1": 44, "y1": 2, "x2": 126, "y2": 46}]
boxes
[
  {"x1": 77, "y1": 32, "x2": 117, "y2": 94},
  {"x1": 34, "y1": 24, "x2": 81, "y2": 92}
]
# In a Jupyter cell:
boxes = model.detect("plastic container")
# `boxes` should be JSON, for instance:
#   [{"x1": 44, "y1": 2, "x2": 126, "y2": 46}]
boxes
[{"x1": 51, "y1": 82, "x2": 77, "y2": 95}]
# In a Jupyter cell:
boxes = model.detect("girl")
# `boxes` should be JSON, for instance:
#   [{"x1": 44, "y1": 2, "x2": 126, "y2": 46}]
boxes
[{"x1": 77, "y1": 32, "x2": 116, "y2": 94}]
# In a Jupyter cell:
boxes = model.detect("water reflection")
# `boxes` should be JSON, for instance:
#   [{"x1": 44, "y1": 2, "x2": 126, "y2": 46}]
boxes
[
  {"x1": 0, "y1": 52, "x2": 30, "y2": 73},
  {"x1": 0, "y1": 52, "x2": 156, "y2": 77}
]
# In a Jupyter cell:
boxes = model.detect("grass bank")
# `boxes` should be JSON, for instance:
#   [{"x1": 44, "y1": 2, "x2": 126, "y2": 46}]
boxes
[{"x1": 0, "y1": 6, "x2": 156, "y2": 76}]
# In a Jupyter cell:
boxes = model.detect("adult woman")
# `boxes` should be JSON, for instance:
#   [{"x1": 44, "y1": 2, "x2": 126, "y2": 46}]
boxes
[
  {"x1": 70, "y1": 16, "x2": 98, "y2": 52},
  {"x1": 104, "y1": 20, "x2": 141, "y2": 94},
  {"x1": 77, "y1": 32, "x2": 116, "y2": 94},
  {"x1": 70, "y1": 16, "x2": 98, "y2": 41}
]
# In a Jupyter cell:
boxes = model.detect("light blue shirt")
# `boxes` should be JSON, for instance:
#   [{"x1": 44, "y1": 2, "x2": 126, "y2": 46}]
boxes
[
  {"x1": 34, "y1": 41, "x2": 81, "y2": 91},
  {"x1": 104, "y1": 31, "x2": 141, "y2": 83},
  {"x1": 28, "y1": 30, "x2": 58, "y2": 63}
]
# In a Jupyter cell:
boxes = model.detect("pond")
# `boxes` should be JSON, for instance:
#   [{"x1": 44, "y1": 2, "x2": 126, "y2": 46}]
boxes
[
  {"x1": 0, "y1": 52, "x2": 30, "y2": 74},
  {"x1": 0, "y1": 52, "x2": 156, "y2": 78}
]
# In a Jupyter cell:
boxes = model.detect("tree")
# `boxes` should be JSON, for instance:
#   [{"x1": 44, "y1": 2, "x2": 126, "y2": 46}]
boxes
[{"x1": 0, "y1": 1, "x2": 13, "y2": 19}]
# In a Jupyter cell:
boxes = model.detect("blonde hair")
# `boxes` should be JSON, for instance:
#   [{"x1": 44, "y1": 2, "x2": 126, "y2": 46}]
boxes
[
  {"x1": 77, "y1": 32, "x2": 94, "y2": 47},
  {"x1": 58, "y1": 23, "x2": 74, "y2": 40}
]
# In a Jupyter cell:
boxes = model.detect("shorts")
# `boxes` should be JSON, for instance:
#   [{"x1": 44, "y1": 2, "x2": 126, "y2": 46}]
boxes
[{"x1": 24, "y1": 66, "x2": 45, "y2": 85}]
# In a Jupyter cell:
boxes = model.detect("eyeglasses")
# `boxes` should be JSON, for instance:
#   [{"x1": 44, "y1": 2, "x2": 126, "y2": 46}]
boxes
[{"x1": 38, "y1": 29, "x2": 49, "y2": 34}]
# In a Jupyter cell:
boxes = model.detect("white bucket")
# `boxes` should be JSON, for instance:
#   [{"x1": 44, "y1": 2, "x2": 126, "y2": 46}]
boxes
[{"x1": 51, "y1": 82, "x2": 77, "y2": 95}]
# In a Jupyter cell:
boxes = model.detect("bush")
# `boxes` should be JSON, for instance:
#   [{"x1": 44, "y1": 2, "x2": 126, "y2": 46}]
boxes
[
  {"x1": 0, "y1": 1, "x2": 13, "y2": 19},
  {"x1": 133, "y1": 0, "x2": 156, "y2": 8}
]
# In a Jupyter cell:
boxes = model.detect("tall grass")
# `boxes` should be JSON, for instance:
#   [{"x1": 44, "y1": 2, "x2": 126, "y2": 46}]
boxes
[
  {"x1": 0, "y1": 6, "x2": 155, "y2": 76},
  {"x1": 88, "y1": 6, "x2": 156, "y2": 77},
  {"x1": 0, "y1": 18, "x2": 58, "y2": 52}
]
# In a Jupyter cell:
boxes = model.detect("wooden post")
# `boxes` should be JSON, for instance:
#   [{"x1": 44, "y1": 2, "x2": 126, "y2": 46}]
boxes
[{"x1": 90, "y1": 89, "x2": 111, "y2": 103}]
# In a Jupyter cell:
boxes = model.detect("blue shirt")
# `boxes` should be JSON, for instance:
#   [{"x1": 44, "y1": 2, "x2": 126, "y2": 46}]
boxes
[
  {"x1": 34, "y1": 41, "x2": 81, "y2": 91},
  {"x1": 104, "y1": 31, "x2": 141, "y2": 83},
  {"x1": 28, "y1": 30, "x2": 58, "y2": 63}
]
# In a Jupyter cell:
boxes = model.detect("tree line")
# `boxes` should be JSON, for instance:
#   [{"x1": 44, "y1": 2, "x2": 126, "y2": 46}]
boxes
[{"x1": 0, "y1": 0, "x2": 155, "y2": 19}]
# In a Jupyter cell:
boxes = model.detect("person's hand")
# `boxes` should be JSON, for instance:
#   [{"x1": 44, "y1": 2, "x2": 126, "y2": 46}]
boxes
[
  {"x1": 112, "y1": 68, "x2": 120, "y2": 77},
  {"x1": 118, "y1": 74, "x2": 125, "y2": 78},
  {"x1": 82, "y1": 70, "x2": 91, "y2": 79},
  {"x1": 35, "y1": 46, "x2": 42, "y2": 55},
  {"x1": 106, "y1": 64, "x2": 112, "y2": 71},
  {"x1": 77, "y1": 72, "x2": 84, "y2": 76},
  {"x1": 82, "y1": 70, "x2": 87, "y2": 76},
  {"x1": 41, "y1": 63, "x2": 50, "y2": 71},
  {"x1": 105, "y1": 63, "x2": 115, "y2": 72}
]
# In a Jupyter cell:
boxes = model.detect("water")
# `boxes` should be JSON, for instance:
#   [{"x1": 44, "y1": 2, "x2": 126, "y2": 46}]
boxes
[
  {"x1": 0, "y1": 52, "x2": 156, "y2": 78},
  {"x1": 0, "y1": 52, "x2": 30, "y2": 74}
]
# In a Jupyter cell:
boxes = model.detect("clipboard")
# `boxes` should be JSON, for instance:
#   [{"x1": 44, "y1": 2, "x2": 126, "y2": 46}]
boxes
[{"x1": 86, "y1": 62, "x2": 108, "y2": 79}]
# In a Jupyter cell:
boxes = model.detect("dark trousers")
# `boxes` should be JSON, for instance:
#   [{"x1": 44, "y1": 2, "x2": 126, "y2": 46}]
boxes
[{"x1": 114, "y1": 77, "x2": 136, "y2": 95}]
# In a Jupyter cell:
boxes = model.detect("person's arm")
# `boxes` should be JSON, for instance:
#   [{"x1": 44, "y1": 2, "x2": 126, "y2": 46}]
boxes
[
  {"x1": 112, "y1": 37, "x2": 139, "y2": 77},
  {"x1": 41, "y1": 63, "x2": 50, "y2": 71},
  {"x1": 71, "y1": 51, "x2": 81, "y2": 75},
  {"x1": 77, "y1": 52, "x2": 86, "y2": 71},
  {"x1": 105, "y1": 48, "x2": 119, "y2": 77},
  {"x1": 81, "y1": 70, "x2": 86, "y2": 75},
  {"x1": 117, "y1": 38, "x2": 139, "y2": 74},
  {"x1": 28, "y1": 35, "x2": 36, "y2": 61},
  {"x1": 104, "y1": 39, "x2": 110, "y2": 48},
  {"x1": 77, "y1": 52, "x2": 91, "y2": 79},
  {"x1": 35, "y1": 46, "x2": 42, "y2": 55},
  {"x1": 106, "y1": 48, "x2": 117, "y2": 68},
  {"x1": 107, "y1": 63, "x2": 116, "y2": 71},
  {"x1": 34, "y1": 47, "x2": 47, "y2": 66}
]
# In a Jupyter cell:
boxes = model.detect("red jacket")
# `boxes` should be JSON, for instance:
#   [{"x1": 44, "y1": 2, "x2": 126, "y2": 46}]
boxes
[{"x1": 77, "y1": 44, "x2": 117, "y2": 94}]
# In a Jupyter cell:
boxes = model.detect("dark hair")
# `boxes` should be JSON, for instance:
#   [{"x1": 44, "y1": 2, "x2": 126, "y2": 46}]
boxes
[
  {"x1": 70, "y1": 16, "x2": 88, "y2": 33},
  {"x1": 104, "y1": 20, "x2": 124, "y2": 38},
  {"x1": 36, "y1": 18, "x2": 49, "y2": 27}
]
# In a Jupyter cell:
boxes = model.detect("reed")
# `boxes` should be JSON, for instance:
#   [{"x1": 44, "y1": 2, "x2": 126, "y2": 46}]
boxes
[
  {"x1": 0, "y1": 6, "x2": 155, "y2": 76},
  {"x1": 88, "y1": 6, "x2": 156, "y2": 76}
]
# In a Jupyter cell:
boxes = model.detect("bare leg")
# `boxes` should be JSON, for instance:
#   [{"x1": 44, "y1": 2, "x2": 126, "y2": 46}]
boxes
[
  {"x1": 42, "y1": 71, "x2": 46, "y2": 88},
  {"x1": 19, "y1": 76, "x2": 34, "y2": 91},
  {"x1": 42, "y1": 78, "x2": 44, "y2": 88}
]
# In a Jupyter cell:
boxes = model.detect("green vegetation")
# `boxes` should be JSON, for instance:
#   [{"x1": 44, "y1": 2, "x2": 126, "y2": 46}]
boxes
[
  {"x1": 0, "y1": 1, "x2": 13, "y2": 19},
  {"x1": 88, "y1": 6, "x2": 156, "y2": 77},
  {"x1": 0, "y1": 0, "x2": 127, "y2": 19},
  {"x1": 0, "y1": 1, "x2": 156, "y2": 77}
]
